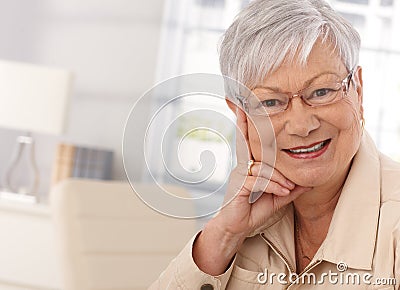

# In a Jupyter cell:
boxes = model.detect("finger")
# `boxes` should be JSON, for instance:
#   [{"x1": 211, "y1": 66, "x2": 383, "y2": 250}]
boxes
[
  {"x1": 242, "y1": 176, "x2": 291, "y2": 197},
  {"x1": 248, "y1": 181, "x2": 286, "y2": 204},
  {"x1": 249, "y1": 186, "x2": 311, "y2": 216},
  {"x1": 249, "y1": 163, "x2": 295, "y2": 190},
  {"x1": 223, "y1": 174, "x2": 274, "y2": 204},
  {"x1": 223, "y1": 168, "x2": 294, "y2": 205},
  {"x1": 248, "y1": 183, "x2": 310, "y2": 205},
  {"x1": 235, "y1": 105, "x2": 252, "y2": 164}
]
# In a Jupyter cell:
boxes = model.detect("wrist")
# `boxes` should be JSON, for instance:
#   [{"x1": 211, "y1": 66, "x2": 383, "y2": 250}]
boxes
[
  {"x1": 192, "y1": 218, "x2": 246, "y2": 276},
  {"x1": 205, "y1": 217, "x2": 247, "y2": 255}
]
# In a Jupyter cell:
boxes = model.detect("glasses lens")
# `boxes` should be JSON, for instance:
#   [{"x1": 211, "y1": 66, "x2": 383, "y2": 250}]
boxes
[
  {"x1": 247, "y1": 91, "x2": 288, "y2": 115},
  {"x1": 302, "y1": 82, "x2": 343, "y2": 106}
]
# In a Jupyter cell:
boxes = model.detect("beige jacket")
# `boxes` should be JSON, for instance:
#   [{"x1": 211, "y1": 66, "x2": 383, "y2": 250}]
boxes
[{"x1": 150, "y1": 133, "x2": 400, "y2": 289}]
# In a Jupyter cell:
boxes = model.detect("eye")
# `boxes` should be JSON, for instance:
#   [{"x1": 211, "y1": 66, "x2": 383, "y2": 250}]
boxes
[
  {"x1": 304, "y1": 82, "x2": 342, "y2": 102},
  {"x1": 313, "y1": 88, "x2": 331, "y2": 98},
  {"x1": 261, "y1": 99, "x2": 280, "y2": 107}
]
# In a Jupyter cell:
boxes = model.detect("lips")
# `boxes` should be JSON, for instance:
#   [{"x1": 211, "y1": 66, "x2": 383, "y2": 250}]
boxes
[{"x1": 282, "y1": 139, "x2": 331, "y2": 159}]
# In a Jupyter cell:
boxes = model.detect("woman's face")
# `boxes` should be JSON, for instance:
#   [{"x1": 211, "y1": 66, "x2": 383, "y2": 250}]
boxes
[{"x1": 247, "y1": 41, "x2": 364, "y2": 187}]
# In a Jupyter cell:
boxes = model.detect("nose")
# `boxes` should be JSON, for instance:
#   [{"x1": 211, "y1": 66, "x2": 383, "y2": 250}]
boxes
[{"x1": 284, "y1": 98, "x2": 320, "y2": 137}]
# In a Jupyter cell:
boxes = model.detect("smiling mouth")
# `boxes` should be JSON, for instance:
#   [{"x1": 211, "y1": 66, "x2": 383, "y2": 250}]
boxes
[{"x1": 283, "y1": 139, "x2": 331, "y2": 154}]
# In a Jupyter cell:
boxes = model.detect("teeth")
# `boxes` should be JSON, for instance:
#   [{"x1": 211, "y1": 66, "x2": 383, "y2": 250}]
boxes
[{"x1": 288, "y1": 141, "x2": 326, "y2": 154}]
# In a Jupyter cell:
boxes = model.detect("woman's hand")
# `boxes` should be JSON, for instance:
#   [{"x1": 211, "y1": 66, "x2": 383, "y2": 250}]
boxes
[
  {"x1": 193, "y1": 105, "x2": 311, "y2": 275},
  {"x1": 214, "y1": 106, "x2": 311, "y2": 236}
]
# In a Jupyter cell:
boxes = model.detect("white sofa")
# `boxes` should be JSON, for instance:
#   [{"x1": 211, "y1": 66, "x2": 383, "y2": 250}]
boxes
[{"x1": 50, "y1": 179, "x2": 198, "y2": 290}]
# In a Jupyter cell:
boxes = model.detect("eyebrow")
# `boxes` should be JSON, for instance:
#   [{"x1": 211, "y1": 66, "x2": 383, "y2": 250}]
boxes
[{"x1": 254, "y1": 71, "x2": 342, "y2": 92}]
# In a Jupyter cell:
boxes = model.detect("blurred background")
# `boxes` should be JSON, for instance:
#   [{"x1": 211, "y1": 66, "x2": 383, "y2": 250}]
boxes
[
  {"x1": 0, "y1": 0, "x2": 399, "y2": 198},
  {"x1": 0, "y1": 0, "x2": 399, "y2": 289}
]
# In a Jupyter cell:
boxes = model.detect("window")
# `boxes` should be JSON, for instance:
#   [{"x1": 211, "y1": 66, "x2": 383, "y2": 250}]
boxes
[
  {"x1": 380, "y1": 0, "x2": 394, "y2": 6},
  {"x1": 145, "y1": 0, "x2": 245, "y2": 197},
  {"x1": 147, "y1": 0, "x2": 400, "y2": 197},
  {"x1": 329, "y1": 0, "x2": 400, "y2": 160}
]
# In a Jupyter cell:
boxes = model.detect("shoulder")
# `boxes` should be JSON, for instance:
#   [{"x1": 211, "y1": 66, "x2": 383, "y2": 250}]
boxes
[
  {"x1": 377, "y1": 153, "x2": 400, "y2": 244},
  {"x1": 379, "y1": 152, "x2": 400, "y2": 203}
]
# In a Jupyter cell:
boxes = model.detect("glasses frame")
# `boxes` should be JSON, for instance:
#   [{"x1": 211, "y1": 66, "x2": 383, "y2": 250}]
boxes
[{"x1": 242, "y1": 69, "x2": 356, "y2": 116}]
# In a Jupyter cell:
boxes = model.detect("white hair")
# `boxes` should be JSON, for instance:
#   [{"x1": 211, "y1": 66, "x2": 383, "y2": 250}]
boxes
[{"x1": 219, "y1": 0, "x2": 361, "y2": 91}]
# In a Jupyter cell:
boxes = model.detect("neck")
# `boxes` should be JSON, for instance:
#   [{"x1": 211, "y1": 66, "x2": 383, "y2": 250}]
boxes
[
  {"x1": 293, "y1": 162, "x2": 351, "y2": 244},
  {"x1": 293, "y1": 162, "x2": 352, "y2": 273},
  {"x1": 294, "y1": 184, "x2": 342, "y2": 223},
  {"x1": 293, "y1": 183, "x2": 343, "y2": 273}
]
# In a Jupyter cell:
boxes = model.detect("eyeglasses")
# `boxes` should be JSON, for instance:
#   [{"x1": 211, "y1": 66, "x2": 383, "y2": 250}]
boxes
[{"x1": 242, "y1": 70, "x2": 355, "y2": 116}]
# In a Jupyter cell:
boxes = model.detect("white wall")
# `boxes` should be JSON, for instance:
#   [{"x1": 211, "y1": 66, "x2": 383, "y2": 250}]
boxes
[{"x1": 0, "y1": 0, "x2": 165, "y2": 198}]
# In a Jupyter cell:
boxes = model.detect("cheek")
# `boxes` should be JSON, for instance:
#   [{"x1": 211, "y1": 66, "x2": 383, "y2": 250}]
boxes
[
  {"x1": 331, "y1": 99, "x2": 362, "y2": 136},
  {"x1": 334, "y1": 102, "x2": 363, "y2": 160},
  {"x1": 318, "y1": 100, "x2": 363, "y2": 168},
  {"x1": 247, "y1": 117, "x2": 276, "y2": 162},
  {"x1": 247, "y1": 122, "x2": 261, "y2": 160}
]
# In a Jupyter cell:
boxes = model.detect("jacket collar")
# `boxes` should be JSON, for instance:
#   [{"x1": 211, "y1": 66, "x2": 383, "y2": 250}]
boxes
[
  {"x1": 255, "y1": 132, "x2": 381, "y2": 271},
  {"x1": 320, "y1": 132, "x2": 380, "y2": 270}
]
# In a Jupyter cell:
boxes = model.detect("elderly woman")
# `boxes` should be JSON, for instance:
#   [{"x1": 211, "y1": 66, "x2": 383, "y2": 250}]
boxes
[{"x1": 150, "y1": 0, "x2": 400, "y2": 289}]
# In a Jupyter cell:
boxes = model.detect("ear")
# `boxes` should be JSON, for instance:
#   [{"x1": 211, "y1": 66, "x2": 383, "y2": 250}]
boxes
[
  {"x1": 225, "y1": 97, "x2": 241, "y2": 115},
  {"x1": 353, "y1": 66, "x2": 364, "y2": 118}
]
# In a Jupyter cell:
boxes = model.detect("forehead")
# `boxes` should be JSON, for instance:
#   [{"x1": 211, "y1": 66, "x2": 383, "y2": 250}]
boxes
[{"x1": 260, "y1": 40, "x2": 347, "y2": 89}]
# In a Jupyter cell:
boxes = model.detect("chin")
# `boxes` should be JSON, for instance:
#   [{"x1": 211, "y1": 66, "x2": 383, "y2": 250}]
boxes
[{"x1": 279, "y1": 165, "x2": 334, "y2": 188}]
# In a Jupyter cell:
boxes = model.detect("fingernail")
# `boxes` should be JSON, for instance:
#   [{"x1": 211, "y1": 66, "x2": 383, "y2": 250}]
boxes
[
  {"x1": 281, "y1": 188, "x2": 290, "y2": 194},
  {"x1": 286, "y1": 180, "x2": 295, "y2": 188},
  {"x1": 249, "y1": 191, "x2": 263, "y2": 204}
]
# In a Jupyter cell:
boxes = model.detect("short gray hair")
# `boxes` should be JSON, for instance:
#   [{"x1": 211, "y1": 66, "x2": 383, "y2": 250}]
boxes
[{"x1": 219, "y1": 0, "x2": 361, "y2": 91}]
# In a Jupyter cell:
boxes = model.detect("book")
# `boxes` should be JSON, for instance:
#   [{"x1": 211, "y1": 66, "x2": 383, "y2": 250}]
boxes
[
  {"x1": 51, "y1": 144, "x2": 75, "y2": 186},
  {"x1": 51, "y1": 143, "x2": 113, "y2": 187}
]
